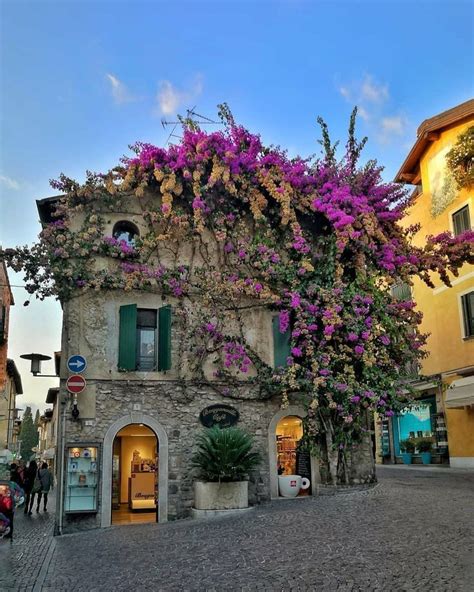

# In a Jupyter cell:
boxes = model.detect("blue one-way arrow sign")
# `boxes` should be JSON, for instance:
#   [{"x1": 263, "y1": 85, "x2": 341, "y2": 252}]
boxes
[{"x1": 67, "y1": 355, "x2": 87, "y2": 373}]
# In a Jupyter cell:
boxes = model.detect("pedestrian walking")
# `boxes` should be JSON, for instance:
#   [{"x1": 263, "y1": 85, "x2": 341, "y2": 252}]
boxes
[
  {"x1": 35, "y1": 462, "x2": 52, "y2": 512},
  {"x1": 23, "y1": 460, "x2": 38, "y2": 516},
  {"x1": 9, "y1": 463, "x2": 23, "y2": 487}
]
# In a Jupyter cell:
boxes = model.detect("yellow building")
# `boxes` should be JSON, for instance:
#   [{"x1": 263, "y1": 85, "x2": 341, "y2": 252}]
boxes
[{"x1": 396, "y1": 99, "x2": 474, "y2": 469}]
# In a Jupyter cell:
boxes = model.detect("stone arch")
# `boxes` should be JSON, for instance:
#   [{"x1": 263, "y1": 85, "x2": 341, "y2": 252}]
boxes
[
  {"x1": 268, "y1": 405, "x2": 319, "y2": 498},
  {"x1": 101, "y1": 412, "x2": 169, "y2": 527}
]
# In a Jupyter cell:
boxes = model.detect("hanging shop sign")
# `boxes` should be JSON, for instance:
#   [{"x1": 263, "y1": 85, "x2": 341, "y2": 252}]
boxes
[
  {"x1": 199, "y1": 404, "x2": 239, "y2": 428},
  {"x1": 66, "y1": 374, "x2": 86, "y2": 394},
  {"x1": 67, "y1": 355, "x2": 87, "y2": 373}
]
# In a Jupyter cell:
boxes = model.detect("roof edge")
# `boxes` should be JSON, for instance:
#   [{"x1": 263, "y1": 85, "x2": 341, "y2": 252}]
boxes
[{"x1": 395, "y1": 98, "x2": 474, "y2": 183}]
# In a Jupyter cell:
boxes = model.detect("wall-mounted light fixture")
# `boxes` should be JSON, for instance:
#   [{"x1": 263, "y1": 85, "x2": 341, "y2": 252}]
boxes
[{"x1": 20, "y1": 353, "x2": 55, "y2": 377}]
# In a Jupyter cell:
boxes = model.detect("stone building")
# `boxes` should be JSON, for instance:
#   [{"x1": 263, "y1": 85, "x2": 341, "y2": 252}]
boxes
[
  {"x1": 36, "y1": 177, "x2": 375, "y2": 533},
  {"x1": 37, "y1": 387, "x2": 59, "y2": 473},
  {"x1": 0, "y1": 262, "x2": 23, "y2": 459}
]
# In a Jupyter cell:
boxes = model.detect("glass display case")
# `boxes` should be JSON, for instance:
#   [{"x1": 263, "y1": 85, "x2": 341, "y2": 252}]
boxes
[{"x1": 65, "y1": 445, "x2": 99, "y2": 513}]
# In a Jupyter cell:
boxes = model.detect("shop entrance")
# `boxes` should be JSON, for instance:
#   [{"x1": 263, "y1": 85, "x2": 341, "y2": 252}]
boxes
[
  {"x1": 276, "y1": 415, "x2": 311, "y2": 496},
  {"x1": 111, "y1": 423, "x2": 158, "y2": 525}
]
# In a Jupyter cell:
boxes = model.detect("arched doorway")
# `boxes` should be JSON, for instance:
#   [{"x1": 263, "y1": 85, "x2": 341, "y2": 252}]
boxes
[
  {"x1": 268, "y1": 406, "x2": 319, "y2": 498},
  {"x1": 101, "y1": 413, "x2": 168, "y2": 528},
  {"x1": 111, "y1": 423, "x2": 158, "y2": 525}
]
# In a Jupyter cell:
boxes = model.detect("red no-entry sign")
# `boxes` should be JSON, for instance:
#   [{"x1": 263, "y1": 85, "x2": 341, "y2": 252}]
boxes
[{"x1": 66, "y1": 374, "x2": 86, "y2": 394}]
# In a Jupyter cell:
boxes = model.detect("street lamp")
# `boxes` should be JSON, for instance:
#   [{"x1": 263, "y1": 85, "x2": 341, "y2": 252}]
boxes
[{"x1": 20, "y1": 353, "x2": 54, "y2": 376}]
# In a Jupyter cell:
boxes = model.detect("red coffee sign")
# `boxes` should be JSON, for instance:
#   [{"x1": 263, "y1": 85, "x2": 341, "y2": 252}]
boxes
[{"x1": 66, "y1": 374, "x2": 86, "y2": 394}]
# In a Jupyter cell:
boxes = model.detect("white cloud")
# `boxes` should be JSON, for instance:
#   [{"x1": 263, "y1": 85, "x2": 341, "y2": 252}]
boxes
[
  {"x1": 106, "y1": 73, "x2": 136, "y2": 105},
  {"x1": 378, "y1": 115, "x2": 408, "y2": 143},
  {"x1": 0, "y1": 175, "x2": 20, "y2": 190},
  {"x1": 338, "y1": 74, "x2": 409, "y2": 144},
  {"x1": 357, "y1": 106, "x2": 370, "y2": 121},
  {"x1": 339, "y1": 86, "x2": 351, "y2": 100},
  {"x1": 361, "y1": 75, "x2": 389, "y2": 103},
  {"x1": 156, "y1": 75, "x2": 204, "y2": 116}
]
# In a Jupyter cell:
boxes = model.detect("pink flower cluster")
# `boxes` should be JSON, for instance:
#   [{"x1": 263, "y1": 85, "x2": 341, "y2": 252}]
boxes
[{"x1": 223, "y1": 341, "x2": 252, "y2": 373}]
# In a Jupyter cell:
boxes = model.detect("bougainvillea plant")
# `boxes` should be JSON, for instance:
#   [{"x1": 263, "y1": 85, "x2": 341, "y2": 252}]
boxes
[
  {"x1": 3, "y1": 105, "x2": 473, "y2": 484},
  {"x1": 446, "y1": 125, "x2": 474, "y2": 189}
]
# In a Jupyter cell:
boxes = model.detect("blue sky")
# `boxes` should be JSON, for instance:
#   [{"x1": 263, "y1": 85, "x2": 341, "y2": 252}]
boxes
[{"x1": 1, "y1": 0, "x2": 473, "y2": 412}]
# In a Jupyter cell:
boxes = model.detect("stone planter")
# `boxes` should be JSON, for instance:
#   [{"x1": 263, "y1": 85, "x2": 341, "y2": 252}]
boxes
[
  {"x1": 194, "y1": 480, "x2": 249, "y2": 510},
  {"x1": 401, "y1": 453, "x2": 413, "y2": 465}
]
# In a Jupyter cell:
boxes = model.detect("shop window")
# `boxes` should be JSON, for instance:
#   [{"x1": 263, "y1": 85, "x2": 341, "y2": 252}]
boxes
[
  {"x1": 272, "y1": 316, "x2": 291, "y2": 368},
  {"x1": 461, "y1": 291, "x2": 474, "y2": 338},
  {"x1": 65, "y1": 445, "x2": 99, "y2": 513},
  {"x1": 452, "y1": 205, "x2": 471, "y2": 236},
  {"x1": 112, "y1": 221, "x2": 139, "y2": 246},
  {"x1": 276, "y1": 416, "x2": 303, "y2": 475},
  {"x1": 118, "y1": 304, "x2": 172, "y2": 371}
]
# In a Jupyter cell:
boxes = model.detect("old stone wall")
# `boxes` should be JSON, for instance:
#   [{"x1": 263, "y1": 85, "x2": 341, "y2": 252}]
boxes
[
  {"x1": 61, "y1": 380, "x2": 283, "y2": 532},
  {"x1": 61, "y1": 379, "x2": 375, "y2": 533}
]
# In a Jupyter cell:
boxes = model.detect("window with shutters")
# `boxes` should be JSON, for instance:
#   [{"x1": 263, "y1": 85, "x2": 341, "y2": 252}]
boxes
[
  {"x1": 118, "y1": 304, "x2": 172, "y2": 372},
  {"x1": 461, "y1": 291, "x2": 474, "y2": 338},
  {"x1": 136, "y1": 309, "x2": 157, "y2": 370},
  {"x1": 452, "y1": 205, "x2": 471, "y2": 236},
  {"x1": 272, "y1": 316, "x2": 291, "y2": 368}
]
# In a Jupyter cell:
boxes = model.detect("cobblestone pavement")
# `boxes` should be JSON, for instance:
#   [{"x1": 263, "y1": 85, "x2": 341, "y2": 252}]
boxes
[
  {"x1": 3, "y1": 468, "x2": 474, "y2": 591},
  {"x1": 0, "y1": 491, "x2": 55, "y2": 591}
]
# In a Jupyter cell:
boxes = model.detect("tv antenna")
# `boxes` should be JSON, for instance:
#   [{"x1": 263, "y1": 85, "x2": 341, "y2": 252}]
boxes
[{"x1": 161, "y1": 106, "x2": 221, "y2": 146}]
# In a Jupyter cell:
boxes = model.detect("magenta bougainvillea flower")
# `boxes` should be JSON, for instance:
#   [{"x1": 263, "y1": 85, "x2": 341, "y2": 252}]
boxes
[{"x1": 5, "y1": 105, "x2": 474, "y2": 479}]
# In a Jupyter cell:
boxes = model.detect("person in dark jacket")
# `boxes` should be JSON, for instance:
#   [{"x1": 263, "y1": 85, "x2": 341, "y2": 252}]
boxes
[
  {"x1": 35, "y1": 462, "x2": 53, "y2": 512},
  {"x1": 9, "y1": 463, "x2": 23, "y2": 487},
  {"x1": 23, "y1": 460, "x2": 38, "y2": 516}
]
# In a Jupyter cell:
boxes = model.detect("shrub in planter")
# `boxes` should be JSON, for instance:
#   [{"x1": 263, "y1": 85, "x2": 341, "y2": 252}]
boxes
[
  {"x1": 399, "y1": 439, "x2": 415, "y2": 454},
  {"x1": 399, "y1": 438, "x2": 415, "y2": 465},
  {"x1": 191, "y1": 426, "x2": 261, "y2": 510},
  {"x1": 417, "y1": 437, "x2": 434, "y2": 465}
]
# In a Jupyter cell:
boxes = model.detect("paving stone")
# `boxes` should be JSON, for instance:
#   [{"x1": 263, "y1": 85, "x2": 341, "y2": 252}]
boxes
[{"x1": 2, "y1": 468, "x2": 474, "y2": 590}]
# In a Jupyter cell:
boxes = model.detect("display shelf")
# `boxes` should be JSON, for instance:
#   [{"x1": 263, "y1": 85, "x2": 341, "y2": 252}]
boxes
[{"x1": 65, "y1": 445, "x2": 99, "y2": 513}]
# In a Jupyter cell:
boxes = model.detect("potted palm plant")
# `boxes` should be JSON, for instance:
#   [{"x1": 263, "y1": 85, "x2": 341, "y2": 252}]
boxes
[
  {"x1": 191, "y1": 426, "x2": 261, "y2": 513},
  {"x1": 399, "y1": 439, "x2": 415, "y2": 464},
  {"x1": 417, "y1": 438, "x2": 433, "y2": 464}
]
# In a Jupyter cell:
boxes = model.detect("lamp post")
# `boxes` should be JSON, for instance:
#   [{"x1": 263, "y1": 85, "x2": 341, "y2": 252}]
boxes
[
  {"x1": 21, "y1": 351, "x2": 64, "y2": 535},
  {"x1": 20, "y1": 353, "x2": 55, "y2": 377}
]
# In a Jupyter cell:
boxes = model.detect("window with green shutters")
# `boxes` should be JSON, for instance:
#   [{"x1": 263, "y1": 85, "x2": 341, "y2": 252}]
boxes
[
  {"x1": 272, "y1": 315, "x2": 291, "y2": 368},
  {"x1": 118, "y1": 304, "x2": 172, "y2": 371}
]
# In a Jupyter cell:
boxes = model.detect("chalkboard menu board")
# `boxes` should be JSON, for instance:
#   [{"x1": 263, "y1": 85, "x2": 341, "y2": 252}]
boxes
[{"x1": 296, "y1": 450, "x2": 311, "y2": 483}]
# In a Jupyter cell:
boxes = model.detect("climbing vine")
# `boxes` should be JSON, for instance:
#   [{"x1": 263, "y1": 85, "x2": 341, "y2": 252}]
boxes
[
  {"x1": 446, "y1": 125, "x2": 474, "y2": 189},
  {"x1": 3, "y1": 105, "x2": 473, "y2": 484}
]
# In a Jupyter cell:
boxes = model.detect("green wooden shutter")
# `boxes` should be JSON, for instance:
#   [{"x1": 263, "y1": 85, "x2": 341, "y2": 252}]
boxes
[
  {"x1": 158, "y1": 305, "x2": 172, "y2": 371},
  {"x1": 273, "y1": 316, "x2": 291, "y2": 368},
  {"x1": 118, "y1": 304, "x2": 137, "y2": 370}
]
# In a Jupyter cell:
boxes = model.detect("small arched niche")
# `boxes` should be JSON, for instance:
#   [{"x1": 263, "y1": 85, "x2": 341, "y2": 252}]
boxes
[{"x1": 112, "y1": 220, "x2": 139, "y2": 246}]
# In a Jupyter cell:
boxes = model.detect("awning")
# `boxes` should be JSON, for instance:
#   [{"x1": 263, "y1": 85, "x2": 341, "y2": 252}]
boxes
[
  {"x1": 445, "y1": 376, "x2": 474, "y2": 408},
  {"x1": 42, "y1": 448, "x2": 56, "y2": 460}
]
